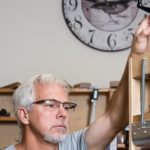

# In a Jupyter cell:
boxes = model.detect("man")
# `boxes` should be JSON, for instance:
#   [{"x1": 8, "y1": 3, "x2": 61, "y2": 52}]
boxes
[{"x1": 5, "y1": 15, "x2": 150, "y2": 150}]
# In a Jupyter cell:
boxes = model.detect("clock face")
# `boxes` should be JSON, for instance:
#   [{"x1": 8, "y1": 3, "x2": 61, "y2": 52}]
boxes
[{"x1": 62, "y1": 0, "x2": 149, "y2": 52}]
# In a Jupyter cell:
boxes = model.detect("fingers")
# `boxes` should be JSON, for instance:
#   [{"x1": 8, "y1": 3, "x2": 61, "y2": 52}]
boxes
[
  {"x1": 131, "y1": 15, "x2": 150, "y2": 55},
  {"x1": 134, "y1": 15, "x2": 150, "y2": 46},
  {"x1": 136, "y1": 15, "x2": 150, "y2": 36},
  {"x1": 131, "y1": 15, "x2": 150, "y2": 54}
]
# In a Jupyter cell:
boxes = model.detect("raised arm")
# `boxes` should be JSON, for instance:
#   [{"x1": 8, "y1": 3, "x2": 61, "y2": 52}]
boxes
[{"x1": 84, "y1": 15, "x2": 150, "y2": 150}]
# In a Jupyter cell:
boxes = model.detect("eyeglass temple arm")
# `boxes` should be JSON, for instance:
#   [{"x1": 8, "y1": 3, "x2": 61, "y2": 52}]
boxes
[{"x1": 137, "y1": 0, "x2": 150, "y2": 13}]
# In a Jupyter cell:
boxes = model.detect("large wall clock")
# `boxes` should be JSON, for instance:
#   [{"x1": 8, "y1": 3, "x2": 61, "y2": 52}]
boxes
[{"x1": 62, "y1": 0, "x2": 149, "y2": 52}]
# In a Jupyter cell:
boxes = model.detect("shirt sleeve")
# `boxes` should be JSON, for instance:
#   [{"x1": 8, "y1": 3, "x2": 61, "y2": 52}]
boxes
[{"x1": 4, "y1": 144, "x2": 15, "y2": 150}]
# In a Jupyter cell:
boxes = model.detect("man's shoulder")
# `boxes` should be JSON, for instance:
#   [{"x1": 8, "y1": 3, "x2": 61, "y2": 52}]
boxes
[
  {"x1": 59, "y1": 129, "x2": 87, "y2": 150},
  {"x1": 66, "y1": 128, "x2": 86, "y2": 140},
  {"x1": 4, "y1": 145, "x2": 15, "y2": 150}
]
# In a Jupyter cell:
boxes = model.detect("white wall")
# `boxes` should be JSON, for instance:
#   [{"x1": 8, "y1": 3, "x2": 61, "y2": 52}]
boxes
[{"x1": 0, "y1": 0, "x2": 130, "y2": 88}]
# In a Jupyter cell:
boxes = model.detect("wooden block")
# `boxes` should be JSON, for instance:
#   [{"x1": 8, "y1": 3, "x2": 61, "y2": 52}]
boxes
[
  {"x1": 1, "y1": 82, "x2": 21, "y2": 89},
  {"x1": 109, "y1": 81, "x2": 120, "y2": 88}
]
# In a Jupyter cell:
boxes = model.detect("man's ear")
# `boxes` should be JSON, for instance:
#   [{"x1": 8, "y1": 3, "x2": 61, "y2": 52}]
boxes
[{"x1": 18, "y1": 107, "x2": 29, "y2": 125}]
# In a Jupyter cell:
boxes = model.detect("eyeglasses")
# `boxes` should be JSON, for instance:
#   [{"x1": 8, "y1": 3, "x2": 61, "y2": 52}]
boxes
[{"x1": 31, "y1": 99, "x2": 77, "y2": 112}]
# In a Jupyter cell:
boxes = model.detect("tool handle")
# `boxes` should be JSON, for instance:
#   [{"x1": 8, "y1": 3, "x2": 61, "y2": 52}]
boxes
[{"x1": 90, "y1": 88, "x2": 99, "y2": 124}]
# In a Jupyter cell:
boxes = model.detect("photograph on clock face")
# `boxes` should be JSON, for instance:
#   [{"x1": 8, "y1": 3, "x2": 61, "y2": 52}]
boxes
[{"x1": 82, "y1": 0, "x2": 138, "y2": 32}]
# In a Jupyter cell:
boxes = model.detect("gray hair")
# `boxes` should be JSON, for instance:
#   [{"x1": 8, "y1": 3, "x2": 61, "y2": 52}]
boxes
[{"x1": 13, "y1": 74, "x2": 71, "y2": 132}]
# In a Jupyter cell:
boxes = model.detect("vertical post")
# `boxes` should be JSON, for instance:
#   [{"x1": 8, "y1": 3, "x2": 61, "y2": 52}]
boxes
[{"x1": 140, "y1": 58, "x2": 146, "y2": 126}]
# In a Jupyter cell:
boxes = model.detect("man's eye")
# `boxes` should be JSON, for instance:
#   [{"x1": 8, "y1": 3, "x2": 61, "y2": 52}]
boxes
[
  {"x1": 48, "y1": 104, "x2": 55, "y2": 107},
  {"x1": 64, "y1": 105, "x2": 70, "y2": 110}
]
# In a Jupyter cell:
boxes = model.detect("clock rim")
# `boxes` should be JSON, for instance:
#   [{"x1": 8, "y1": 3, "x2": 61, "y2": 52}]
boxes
[{"x1": 62, "y1": 0, "x2": 134, "y2": 52}]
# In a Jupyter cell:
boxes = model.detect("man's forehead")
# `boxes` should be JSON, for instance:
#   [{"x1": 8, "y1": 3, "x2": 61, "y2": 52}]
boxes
[
  {"x1": 34, "y1": 82, "x2": 67, "y2": 95},
  {"x1": 34, "y1": 82, "x2": 62, "y2": 88}
]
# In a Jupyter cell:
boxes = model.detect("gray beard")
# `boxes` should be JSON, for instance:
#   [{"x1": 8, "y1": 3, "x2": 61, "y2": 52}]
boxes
[{"x1": 44, "y1": 133, "x2": 68, "y2": 144}]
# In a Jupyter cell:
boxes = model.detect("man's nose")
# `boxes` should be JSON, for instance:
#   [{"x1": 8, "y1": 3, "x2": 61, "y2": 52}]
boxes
[{"x1": 56, "y1": 104, "x2": 68, "y2": 119}]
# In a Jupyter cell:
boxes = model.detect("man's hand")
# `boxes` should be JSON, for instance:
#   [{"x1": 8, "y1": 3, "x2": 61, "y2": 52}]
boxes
[{"x1": 132, "y1": 15, "x2": 150, "y2": 55}]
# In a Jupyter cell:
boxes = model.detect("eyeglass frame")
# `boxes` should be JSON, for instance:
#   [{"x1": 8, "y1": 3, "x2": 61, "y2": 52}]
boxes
[{"x1": 30, "y1": 99, "x2": 77, "y2": 112}]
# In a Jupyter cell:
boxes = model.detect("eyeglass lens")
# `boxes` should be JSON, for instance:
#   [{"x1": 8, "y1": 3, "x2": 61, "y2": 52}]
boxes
[{"x1": 32, "y1": 99, "x2": 77, "y2": 112}]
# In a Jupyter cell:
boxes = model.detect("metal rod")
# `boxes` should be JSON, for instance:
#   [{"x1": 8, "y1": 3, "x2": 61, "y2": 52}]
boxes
[{"x1": 140, "y1": 58, "x2": 147, "y2": 126}]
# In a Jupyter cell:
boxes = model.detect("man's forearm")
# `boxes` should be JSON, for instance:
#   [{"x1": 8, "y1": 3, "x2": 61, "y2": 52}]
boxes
[{"x1": 106, "y1": 61, "x2": 129, "y2": 131}]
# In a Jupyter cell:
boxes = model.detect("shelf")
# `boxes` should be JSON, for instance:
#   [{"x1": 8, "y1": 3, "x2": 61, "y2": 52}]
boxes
[
  {"x1": 70, "y1": 88, "x2": 114, "y2": 94},
  {"x1": 0, "y1": 88, "x2": 15, "y2": 94},
  {"x1": 0, "y1": 87, "x2": 114, "y2": 95},
  {"x1": 0, "y1": 117, "x2": 17, "y2": 123}
]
